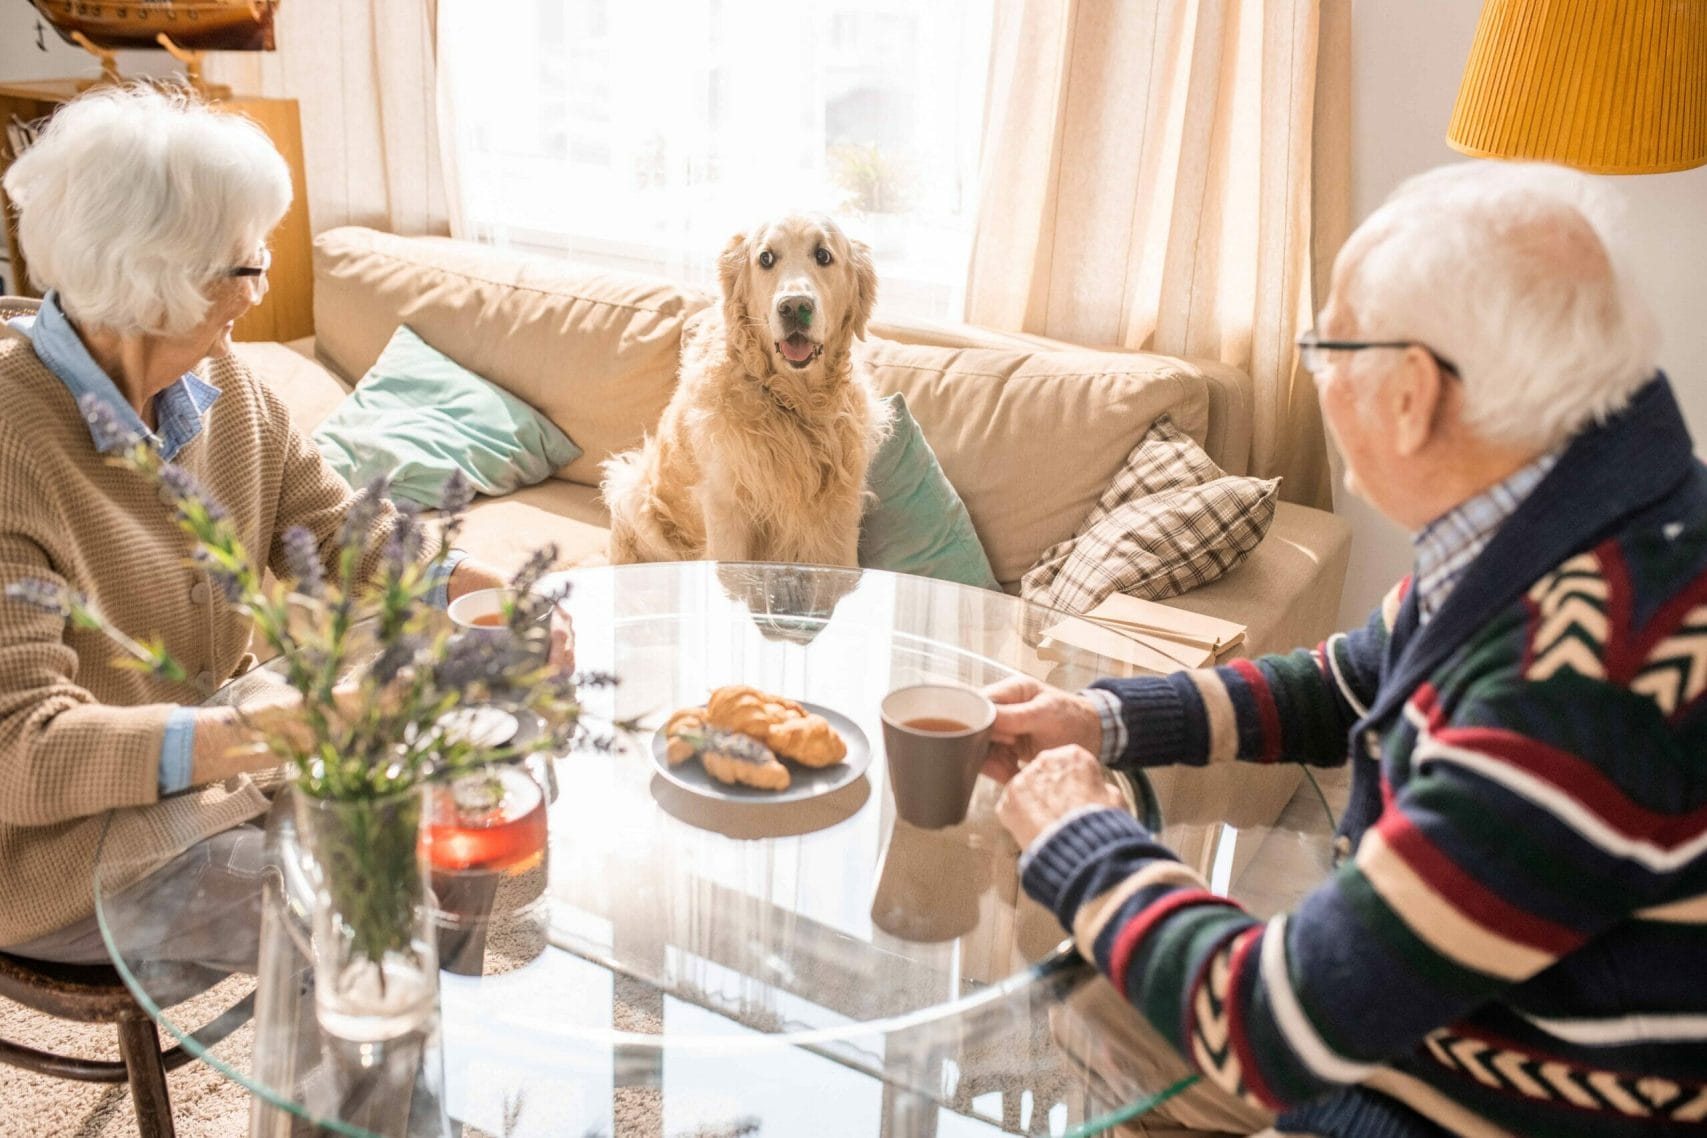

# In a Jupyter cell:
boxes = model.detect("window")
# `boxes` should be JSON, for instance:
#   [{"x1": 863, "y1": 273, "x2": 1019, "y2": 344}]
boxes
[{"x1": 440, "y1": 0, "x2": 994, "y2": 321}]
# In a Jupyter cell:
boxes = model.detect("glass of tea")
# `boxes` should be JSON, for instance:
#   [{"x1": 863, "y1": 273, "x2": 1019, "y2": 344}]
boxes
[
  {"x1": 424, "y1": 763, "x2": 549, "y2": 973},
  {"x1": 879, "y1": 684, "x2": 996, "y2": 828}
]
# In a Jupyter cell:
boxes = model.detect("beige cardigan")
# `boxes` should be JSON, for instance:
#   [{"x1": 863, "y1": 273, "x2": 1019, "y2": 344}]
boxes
[{"x1": 0, "y1": 299, "x2": 402, "y2": 945}]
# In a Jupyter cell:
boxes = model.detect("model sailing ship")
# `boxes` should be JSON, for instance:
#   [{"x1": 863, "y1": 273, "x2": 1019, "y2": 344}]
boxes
[{"x1": 28, "y1": 1, "x2": 279, "y2": 53}]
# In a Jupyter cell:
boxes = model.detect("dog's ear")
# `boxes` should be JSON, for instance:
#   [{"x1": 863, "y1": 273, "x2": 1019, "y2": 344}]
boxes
[
  {"x1": 717, "y1": 229, "x2": 769, "y2": 375},
  {"x1": 717, "y1": 230, "x2": 750, "y2": 303},
  {"x1": 847, "y1": 237, "x2": 877, "y2": 340}
]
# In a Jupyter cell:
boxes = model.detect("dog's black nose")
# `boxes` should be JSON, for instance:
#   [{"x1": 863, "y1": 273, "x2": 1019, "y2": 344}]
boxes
[{"x1": 777, "y1": 295, "x2": 814, "y2": 324}]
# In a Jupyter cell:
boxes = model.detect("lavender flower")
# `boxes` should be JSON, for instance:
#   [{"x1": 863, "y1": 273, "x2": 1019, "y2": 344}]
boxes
[
  {"x1": 370, "y1": 634, "x2": 424, "y2": 687},
  {"x1": 382, "y1": 501, "x2": 424, "y2": 576},
  {"x1": 191, "y1": 548, "x2": 246, "y2": 602},
  {"x1": 280, "y1": 526, "x2": 324, "y2": 598},
  {"x1": 77, "y1": 393, "x2": 143, "y2": 453},
  {"x1": 336, "y1": 474, "x2": 392, "y2": 552},
  {"x1": 158, "y1": 462, "x2": 227, "y2": 522},
  {"x1": 5, "y1": 578, "x2": 74, "y2": 617},
  {"x1": 508, "y1": 544, "x2": 561, "y2": 598},
  {"x1": 438, "y1": 469, "x2": 474, "y2": 517}
]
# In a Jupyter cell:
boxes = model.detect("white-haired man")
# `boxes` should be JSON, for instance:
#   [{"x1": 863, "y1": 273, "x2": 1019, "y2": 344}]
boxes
[{"x1": 985, "y1": 162, "x2": 1707, "y2": 1137}]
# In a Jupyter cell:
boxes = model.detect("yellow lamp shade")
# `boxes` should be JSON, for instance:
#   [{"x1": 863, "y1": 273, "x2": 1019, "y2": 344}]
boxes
[{"x1": 1448, "y1": 0, "x2": 1707, "y2": 174}]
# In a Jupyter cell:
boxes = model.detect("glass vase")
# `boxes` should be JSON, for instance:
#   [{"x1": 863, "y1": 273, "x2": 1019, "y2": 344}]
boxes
[{"x1": 291, "y1": 785, "x2": 439, "y2": 1043}]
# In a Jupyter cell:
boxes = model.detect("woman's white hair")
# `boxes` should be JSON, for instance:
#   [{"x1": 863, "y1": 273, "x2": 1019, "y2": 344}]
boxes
[
  {"x1": 2, "y1": 84, "x2": 291, "y2": 337},
  {"x1": 1337, "y1": 161, "x2": 1658, "y2": 451}
]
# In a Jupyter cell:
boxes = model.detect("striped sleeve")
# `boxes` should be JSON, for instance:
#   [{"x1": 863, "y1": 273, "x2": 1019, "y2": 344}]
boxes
[
  {"x1": 1021, "y1": 670, "x2": 1686, "y2": 1116},
  {"x1": 1088, "y1": 580, "x2": 1401, "y2": 770}
]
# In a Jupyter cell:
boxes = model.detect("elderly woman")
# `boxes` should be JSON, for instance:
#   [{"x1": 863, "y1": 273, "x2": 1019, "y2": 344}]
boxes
[{"x1": 0, "y1": 86, "x2": 558, "y2": 969}]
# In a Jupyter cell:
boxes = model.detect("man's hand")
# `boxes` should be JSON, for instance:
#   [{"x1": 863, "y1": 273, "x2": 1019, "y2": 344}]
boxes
[
  {"x1": 982, "y1": 676, "x2": 1105, "y2": 784},
  {"x1": 996, "y1": 745, "x2": 1127, "y2": 851}
]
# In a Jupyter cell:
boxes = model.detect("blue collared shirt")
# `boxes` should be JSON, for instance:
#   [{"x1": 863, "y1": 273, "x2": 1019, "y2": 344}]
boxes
[
  {"x1": 10, "y1": 291, "x2": 221, "y2": 461},
  {"x1": 9, "y1": 294, "x2": 464, "y2": 796},
  {"x1": 1411, "y1": 450, "x2": 1561, "y2": 624}
]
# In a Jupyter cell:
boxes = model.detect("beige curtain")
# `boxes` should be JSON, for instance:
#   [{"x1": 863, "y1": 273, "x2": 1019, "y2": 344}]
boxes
[
  {"x1": 966, "y1": 0, "x2": 1349, "y2": 509},
  {"x1": 206, "y1": 0, "x2": 452, "y2": 236}
]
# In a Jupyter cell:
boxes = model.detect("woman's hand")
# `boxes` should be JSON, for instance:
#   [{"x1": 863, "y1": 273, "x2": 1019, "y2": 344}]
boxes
[
  {"x1": 995, "y1": 744, "x2": 1127, "y2": 851},
  {"x1": 981, "y1": 676, "x2": 1105, "y2": 785},
  {"x1": 547, "y1": 602, "x2": 574, "y2": 672}
]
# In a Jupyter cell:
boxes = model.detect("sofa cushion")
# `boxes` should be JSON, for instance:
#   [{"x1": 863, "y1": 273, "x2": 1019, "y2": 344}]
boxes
[
  {"x1": 230, "y1": 339, "x2": 351, "y2": 432},
  {"x1": 1021, "y1": 416, "x2": 1279, "y2": 613},
  {"x1": 312, "y1": 325, "x2": 581, "y2": 508},
  {"x1": 862, "y1": 339, "x2": 1210, "y2": 588},
  {"x1": 452, "y1": 480, "x2": 612, "y2": 578},
  {"x1": 859, "y1": 393, "x2": 1000, "y2": 590},
  {"x1": 311, "y1": 227, "x2": 712, "y2": 488}
]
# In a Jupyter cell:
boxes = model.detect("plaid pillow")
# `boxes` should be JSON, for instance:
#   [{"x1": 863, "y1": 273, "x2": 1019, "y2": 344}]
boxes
[{"x1": 1022, "y1": 415, "x2": 1279, "y2": 613}]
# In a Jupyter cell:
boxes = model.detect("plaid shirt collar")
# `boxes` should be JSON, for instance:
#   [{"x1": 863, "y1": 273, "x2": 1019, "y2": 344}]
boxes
[
  {"x1": 1411, "y1": 449, "x2": 1561, "y2": 624},
  {"x1": 8, "y1": 291, "x2": 220, "y2": 460}
]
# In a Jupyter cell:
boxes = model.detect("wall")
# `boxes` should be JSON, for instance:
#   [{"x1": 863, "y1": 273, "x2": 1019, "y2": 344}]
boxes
[
  {"x1": 1340, "y1": 0, "x2": 1707, "y2": 627},
  {"x1": 0, "y1": 9, "x2": 175, "y2": 293}
]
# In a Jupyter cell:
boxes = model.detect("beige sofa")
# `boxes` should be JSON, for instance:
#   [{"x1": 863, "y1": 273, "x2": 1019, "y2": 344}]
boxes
[{"x1": 234, "y1": 226, "x2": 1350, "y2": 663}]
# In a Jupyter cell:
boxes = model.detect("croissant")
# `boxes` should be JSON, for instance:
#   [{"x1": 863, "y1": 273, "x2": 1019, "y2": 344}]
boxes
[{"x1": 766, "y1": 713, "x2": 847, "y2": 768}]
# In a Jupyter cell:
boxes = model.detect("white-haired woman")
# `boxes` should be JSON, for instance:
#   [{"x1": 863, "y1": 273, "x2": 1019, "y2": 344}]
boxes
[{"x1": 0, "y1": 86, "x2": 553, "y2": 969}]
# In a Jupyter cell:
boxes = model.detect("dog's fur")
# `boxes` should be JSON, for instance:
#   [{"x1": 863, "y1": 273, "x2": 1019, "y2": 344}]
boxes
[{"x1": 602, "y1": 213, "x2": 890, "y2": 567}]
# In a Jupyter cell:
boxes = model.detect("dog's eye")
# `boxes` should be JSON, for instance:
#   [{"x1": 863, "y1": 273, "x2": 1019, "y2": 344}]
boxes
[
  {"x1": 758, "y1": 250, "x2": 775, "y2": 270},
  {"x1": 814, "y1": 247, "x2": 833, "y2": 266}
]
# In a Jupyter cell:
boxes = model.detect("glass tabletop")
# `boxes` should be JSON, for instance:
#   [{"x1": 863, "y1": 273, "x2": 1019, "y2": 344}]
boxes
[{"x1": 94, "y1": 562, "x2": 1335, "y2": 1138}]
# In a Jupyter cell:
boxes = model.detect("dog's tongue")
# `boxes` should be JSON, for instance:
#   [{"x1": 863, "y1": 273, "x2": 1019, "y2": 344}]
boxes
[{"x1": 779, "y1": 334, "x2": 817, "y2": 363}]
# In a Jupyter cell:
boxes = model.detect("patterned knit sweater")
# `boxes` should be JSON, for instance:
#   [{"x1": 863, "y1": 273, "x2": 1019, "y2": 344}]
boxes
[
  {"x1": 0, "y1": 302, "x2": 405, "y2": 945},
  {"x1": 1023, "y1": 376, "x2": 1707, "y2": 1137}
]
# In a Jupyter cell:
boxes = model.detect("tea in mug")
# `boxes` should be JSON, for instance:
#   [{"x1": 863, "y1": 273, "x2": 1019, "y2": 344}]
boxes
[
  {"x1": 470, "y1": 612, "x2": 506, "y2": 628},
  {"x1": 903, "y1": 717, "x2": 970, "y2": 733}
]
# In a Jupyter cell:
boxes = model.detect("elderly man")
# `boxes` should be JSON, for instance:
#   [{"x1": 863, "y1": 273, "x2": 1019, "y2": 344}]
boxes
[{"x1": 986, "y1": 162, "x2": 1707, "y2": 1138}]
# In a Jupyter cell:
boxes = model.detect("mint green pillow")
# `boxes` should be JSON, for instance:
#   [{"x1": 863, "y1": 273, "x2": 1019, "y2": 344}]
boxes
[
  {"x1": 312, "y1": 326, "x2": 580, "y2": 508},
  {"x1": 859, "y1": 393, "x2": 1000, "y2": 590}
]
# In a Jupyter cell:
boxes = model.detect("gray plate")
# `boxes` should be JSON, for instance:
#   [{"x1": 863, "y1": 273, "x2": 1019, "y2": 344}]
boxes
[{"x1": 650, "y1": 701, "x2": 872, "y2": 803}]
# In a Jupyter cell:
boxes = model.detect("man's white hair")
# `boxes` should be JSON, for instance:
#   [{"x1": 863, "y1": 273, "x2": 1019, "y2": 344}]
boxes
[
  {"x1": 3, "y1": 84, "x2": 291, "y2": 337},
  {"x1": 1337, "y1": 161, "x2": 1658, "y2": 452}
]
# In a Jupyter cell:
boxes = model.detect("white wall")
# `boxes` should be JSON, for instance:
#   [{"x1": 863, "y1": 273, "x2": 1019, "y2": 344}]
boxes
[
  {"x1": 1339, "y1": 0, "x2": 1707, "y2": 628},
  {"x1": 0, "y1": 11, "x2": 175, "y2": 293},
  {"x1": 0, "y1": 9, "x2": 176, "y2": 83}
]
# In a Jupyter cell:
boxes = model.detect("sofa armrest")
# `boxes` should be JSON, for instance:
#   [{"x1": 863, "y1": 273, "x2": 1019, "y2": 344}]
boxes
[{"x1": 1162, "y1": 500, "x2": 1352, "y2": 660}]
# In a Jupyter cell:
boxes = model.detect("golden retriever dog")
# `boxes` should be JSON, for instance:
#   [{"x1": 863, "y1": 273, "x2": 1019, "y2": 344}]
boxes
[{"x1": 602, "y1": 213, "x2": 891, "y2": 567}]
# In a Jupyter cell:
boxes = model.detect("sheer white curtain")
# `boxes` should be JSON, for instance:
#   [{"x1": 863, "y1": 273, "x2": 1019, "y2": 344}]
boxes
[
  {"x1": 207, "y1": 0, "x2": 453, "y2": 235},
  {"x1": 966, "y1": 0, "x2": 1350, "y2": 509},
  {"x1": 435, "y1": 0, "x2": 993, "y2": 321}
]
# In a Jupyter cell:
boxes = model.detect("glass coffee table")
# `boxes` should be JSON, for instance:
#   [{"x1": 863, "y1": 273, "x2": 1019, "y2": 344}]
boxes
[{"x1": 94, "y1": 562, "x2": 1335, "y2": 1137}]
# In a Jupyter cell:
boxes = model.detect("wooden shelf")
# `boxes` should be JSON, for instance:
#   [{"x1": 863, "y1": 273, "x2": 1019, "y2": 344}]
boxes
[{"x1": 0, "y1": 78, "x2": 312, "y2": 342}]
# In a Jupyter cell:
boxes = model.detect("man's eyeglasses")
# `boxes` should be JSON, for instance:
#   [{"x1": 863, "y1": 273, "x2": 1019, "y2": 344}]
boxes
[
  {"x1": 1296, "y1": 332, "x2": 1457, "y2": 377},
  {"x1": 225, "y1": 247, "x2": 272, "y2": 279}
]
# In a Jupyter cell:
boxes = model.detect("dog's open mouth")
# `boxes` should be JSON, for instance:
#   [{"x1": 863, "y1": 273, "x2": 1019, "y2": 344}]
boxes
[{"x1": 775, "y1": 333, "x2": 822, "y2": 369}]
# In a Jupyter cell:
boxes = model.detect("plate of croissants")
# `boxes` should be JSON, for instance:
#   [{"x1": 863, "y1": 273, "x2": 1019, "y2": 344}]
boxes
[{"x1": 652, "y1": 684, "x2": 870, "y2": 802}]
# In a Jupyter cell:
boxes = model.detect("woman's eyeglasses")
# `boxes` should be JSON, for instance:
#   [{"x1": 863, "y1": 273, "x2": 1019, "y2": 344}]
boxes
[
  {"x1": 225, "y1": 247, "x2": 273, "y2": 279},
  {"x1": 1296, "y1": 331, "x2": 1458, "y2": 377}
]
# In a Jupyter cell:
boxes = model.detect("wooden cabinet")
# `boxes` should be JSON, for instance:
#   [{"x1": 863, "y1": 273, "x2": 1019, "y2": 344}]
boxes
[{"x1": 0, "y1": 78, "x2": 312, "y2": 342}]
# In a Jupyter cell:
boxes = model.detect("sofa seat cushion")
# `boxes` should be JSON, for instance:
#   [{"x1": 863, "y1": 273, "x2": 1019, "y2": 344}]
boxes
[
  {"x1": 311, "y1": 226, "x2": 712, "y2": 488},
  {"x1": 453, "y1": 481, "x2": 613, "y2": 577},
  {"x1": 231, "y1": 339, "x2": 351, "y2": 432},
  {"x1": 863, "y1": 338, "x2": 1210, "y2": 589}
]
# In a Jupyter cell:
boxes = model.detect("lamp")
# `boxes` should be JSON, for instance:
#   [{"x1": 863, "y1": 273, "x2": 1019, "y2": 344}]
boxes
[{"x1": 1447, "y1": 0, "x2": 1707, "y2": 174}]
